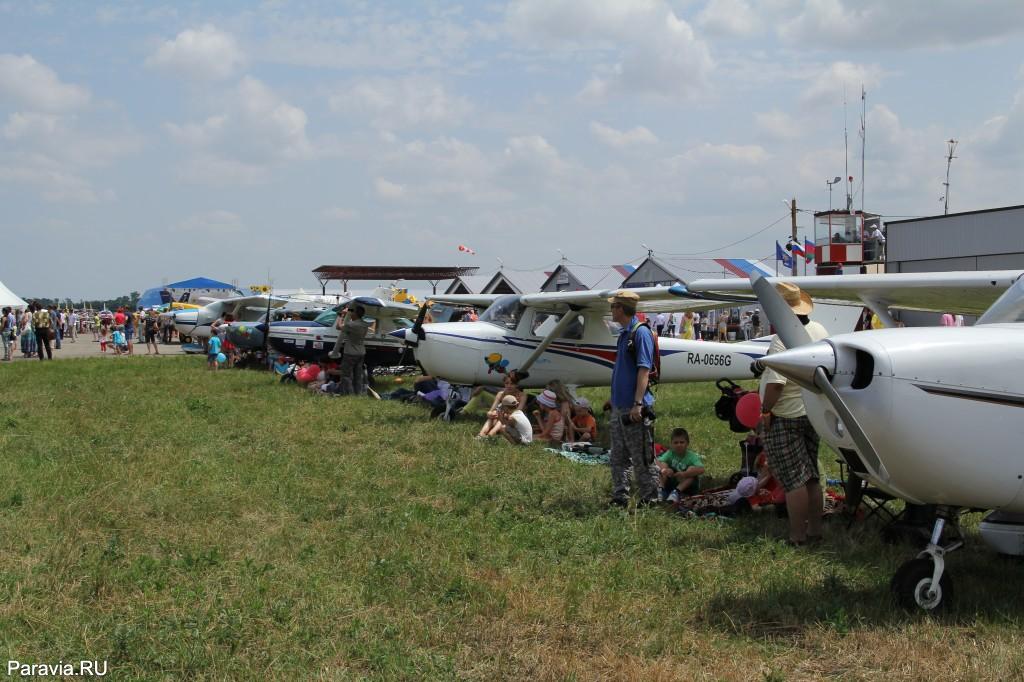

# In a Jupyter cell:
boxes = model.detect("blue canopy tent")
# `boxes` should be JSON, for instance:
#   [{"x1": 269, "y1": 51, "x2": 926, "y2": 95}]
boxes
[{"x1": 138, "y1": 277, "x2": 242, "y2": 309}]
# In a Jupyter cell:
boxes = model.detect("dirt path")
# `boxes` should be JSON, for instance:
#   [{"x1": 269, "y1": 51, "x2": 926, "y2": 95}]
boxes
[{"x1": 6, "y1": 333, "x2": 188, "y2": 362}]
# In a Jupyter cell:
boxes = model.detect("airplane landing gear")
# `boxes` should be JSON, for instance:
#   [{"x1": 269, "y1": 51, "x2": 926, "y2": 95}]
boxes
[{"x1": 891, "y1": 507, "x2": 963, "y2": 612}]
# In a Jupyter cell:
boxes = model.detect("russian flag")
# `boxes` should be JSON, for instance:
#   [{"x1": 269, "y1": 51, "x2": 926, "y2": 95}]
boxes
[
  {"x1": 789, "y1": 239, "x2": 805, "y2": 257},
  {"x1": 804, "y1": 238, "x2": 815, "y2": 263}
]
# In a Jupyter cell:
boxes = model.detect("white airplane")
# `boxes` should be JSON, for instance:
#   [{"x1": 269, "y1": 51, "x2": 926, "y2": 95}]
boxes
[
  {"x1": 390, "y1": 287, "x2": 770, "y2": 392},
  {"x1": 730, "y1": 269, "x2": 1023, "y2": 612},
  {"x1": 171, "y1": 294, "x2": 292, "y2": 342}
]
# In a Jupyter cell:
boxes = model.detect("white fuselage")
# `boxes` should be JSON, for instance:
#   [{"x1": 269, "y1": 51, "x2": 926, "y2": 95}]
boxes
[
  {"x1": 409, "y1": 311, "x2": 767, "y2": 389},
  {"x1": 798, "y1": 325, "x2": 1024, "y2": 511}
]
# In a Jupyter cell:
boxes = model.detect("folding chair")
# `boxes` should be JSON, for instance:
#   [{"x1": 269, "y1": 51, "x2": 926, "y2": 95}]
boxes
[{"x1": 836, "y1": 458, "x2": 899, "y2": 527}]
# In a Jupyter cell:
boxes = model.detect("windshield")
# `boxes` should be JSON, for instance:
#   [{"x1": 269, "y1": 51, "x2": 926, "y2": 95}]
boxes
[
  {"x1": 479, "y1": 294, "x2": 525, "y2": 330},
  {"x1": 314, "y1": 310, "x2": 338, "y2": 326}
]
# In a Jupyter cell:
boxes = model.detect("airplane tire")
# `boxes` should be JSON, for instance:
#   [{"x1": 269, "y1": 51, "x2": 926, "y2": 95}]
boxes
[{"x1": 891, "y1": 558, "x2": 953, "y2": 612}]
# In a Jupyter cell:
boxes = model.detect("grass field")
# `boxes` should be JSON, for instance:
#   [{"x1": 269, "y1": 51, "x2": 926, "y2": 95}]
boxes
[{"x1": 1, "y1": 357, "x2": 1023, "y2": 680}]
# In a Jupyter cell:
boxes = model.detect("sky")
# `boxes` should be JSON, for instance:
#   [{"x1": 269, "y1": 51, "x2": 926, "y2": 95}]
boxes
[{"x1": 2, "y1": 0, "x2": 1024, "y2": 299}]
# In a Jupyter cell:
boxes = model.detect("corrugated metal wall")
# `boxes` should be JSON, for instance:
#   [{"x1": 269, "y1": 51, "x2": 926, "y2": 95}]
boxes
[{"x1": 888, "y1": 206, "x2": 1024, "y2": 263}]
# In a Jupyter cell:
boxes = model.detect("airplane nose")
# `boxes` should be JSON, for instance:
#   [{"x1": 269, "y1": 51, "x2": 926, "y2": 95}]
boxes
[
  {"x1": 389, "y1": 329, "x2": 407, "y2": 340},
  {"x1": 758, "y1": 340, "x2": 836, "y2": 392}
]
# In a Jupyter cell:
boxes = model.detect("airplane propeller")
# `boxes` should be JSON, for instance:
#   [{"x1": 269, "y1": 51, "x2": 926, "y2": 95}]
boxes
[{"x1": 749, "y1": 273, "x2": 886, "y2": 481}]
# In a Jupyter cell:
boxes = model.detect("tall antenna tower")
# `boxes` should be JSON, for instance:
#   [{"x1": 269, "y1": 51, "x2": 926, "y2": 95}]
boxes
[
  {"x1": 943, "y1": 139, "x2": 958, "y2": 215},
  {"x1": 844, "y1": 88, "x2": 851, "y2": 210},
  {"x1": 859, "y1": 85, "x2": 866, "y2": 214}
]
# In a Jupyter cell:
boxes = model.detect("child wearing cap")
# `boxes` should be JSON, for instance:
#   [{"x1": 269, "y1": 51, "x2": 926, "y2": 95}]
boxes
[
  {"x1": 111, "y1": 326, "x2": 127, "y2": 356},
  {"x1": 657, "y1": 427, "x2": 705, "y2": 504},
  {"x1": 571, "y1": 398, "x2": 598, "y2": 442},
  {"x1": 533, "y1": 389, "x2": 565, "y2": 445},
  {"x1": 497, "y1": 394, "x2": 533, "y2": 445}
]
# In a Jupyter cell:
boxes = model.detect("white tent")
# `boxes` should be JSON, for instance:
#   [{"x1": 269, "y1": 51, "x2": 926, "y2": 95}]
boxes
[{"x1": 0, "y1": 280, "x2": 28, "y2": 309}]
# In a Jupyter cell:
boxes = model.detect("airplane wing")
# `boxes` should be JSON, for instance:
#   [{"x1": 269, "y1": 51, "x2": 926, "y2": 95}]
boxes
[
  {"x1": 517, "y1": 286, "x2": 735, "y2": 314},
  {"x1": 427, "y1": 294, "x2": 502, "y2": 308},
  {"x1": 686, "y1": 271, "x2": 1022, "y2": 315},
  {"x1": 344, "y1": 296, "x2": 419, "y2": 319}
]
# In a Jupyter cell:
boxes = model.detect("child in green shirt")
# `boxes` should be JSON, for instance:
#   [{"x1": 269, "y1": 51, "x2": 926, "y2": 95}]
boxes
[{"x1": 657, "y1": 427, "x2": 705, "y2": 503}]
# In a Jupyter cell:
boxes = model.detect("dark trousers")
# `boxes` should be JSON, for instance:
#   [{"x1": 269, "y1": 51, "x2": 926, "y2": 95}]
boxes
[
  {"x1": 37, "y1": 330, "x2": 52, "y2": 360},
  {"x1": 338, "y1": 353, "x2": 365, "y2": 395}
]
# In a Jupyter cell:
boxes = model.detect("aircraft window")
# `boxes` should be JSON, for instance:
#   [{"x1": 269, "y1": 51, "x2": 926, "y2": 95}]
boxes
[
  {"x1": 314, "y1": 310, "x2": 338, "y2": 326},
  {"x1": 531, "y1": 312, "x2": 585, "y2": 340},
  {"x1": 479, "y1": 295, "x2": 525, "y2": 330},
  {"x1": 604, "y1": 316, "x2": 622, "y2": 337},
  {"x1": 392, "y1": 317, "x2": 414, "y2": 329}
]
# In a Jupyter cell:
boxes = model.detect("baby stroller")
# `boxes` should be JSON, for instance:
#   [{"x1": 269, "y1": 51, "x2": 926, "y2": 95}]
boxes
[{"x1": 714, "y1": 378, "x2": 756, "y2": 433}]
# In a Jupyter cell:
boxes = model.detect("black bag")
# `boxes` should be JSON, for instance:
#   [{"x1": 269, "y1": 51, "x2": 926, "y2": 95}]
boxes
[{"x1": 714, "y1": 379, "x2": 752, "y2": 433}]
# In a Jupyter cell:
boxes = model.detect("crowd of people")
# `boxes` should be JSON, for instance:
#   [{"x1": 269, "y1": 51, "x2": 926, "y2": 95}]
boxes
[{"x1": 0, "y1": 303, "x2": 177, "y2": 361}]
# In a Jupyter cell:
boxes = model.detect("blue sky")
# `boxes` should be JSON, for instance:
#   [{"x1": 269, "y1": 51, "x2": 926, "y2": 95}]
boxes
[{"x1": 2, "y1": 0, "x2": 1024, "y2": 298}]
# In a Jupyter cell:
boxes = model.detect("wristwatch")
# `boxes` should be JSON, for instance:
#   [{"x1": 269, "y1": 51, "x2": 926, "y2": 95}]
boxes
[{"x1": 634, "y1": 401, "x2": 643, "y2": 407}]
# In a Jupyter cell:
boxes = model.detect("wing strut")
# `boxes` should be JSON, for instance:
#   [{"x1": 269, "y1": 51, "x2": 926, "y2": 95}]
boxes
[
  {"x1": 859, "y1": 296, "x2": 898, "y2": 328},
  {"x1": 515, "y1": 307, "x2": 583, "y2": 374}
]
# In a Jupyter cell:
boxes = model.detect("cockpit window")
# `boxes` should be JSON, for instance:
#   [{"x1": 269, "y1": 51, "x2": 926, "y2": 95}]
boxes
[
  {"x1": 479, "y1": 294, "x2": 525, "y2": 330},
  {"x1": 314, "y1": 310, "x2": 338, "y2": 326},
  {"x1": 531, "y1": 312, "x2": 585, "y2": 340}
]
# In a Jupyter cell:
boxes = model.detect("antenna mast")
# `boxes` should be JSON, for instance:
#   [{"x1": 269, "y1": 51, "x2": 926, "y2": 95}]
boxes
[
  {"x1": 943, "y1": 139, "x2": 958, "y2": 215},
  {"x1": 860, "y1": 85, "x2": 866, "y2": 214},
  {"x1": 844, "y1": 87, "x2": 851, "y2": 210}
]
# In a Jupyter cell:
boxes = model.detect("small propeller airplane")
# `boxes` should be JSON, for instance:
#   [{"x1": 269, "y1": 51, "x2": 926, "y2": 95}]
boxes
[
  {"x1": 267, "y1": 296, "x2": 419, "y2": 373},
  {"x1": 171, "y1": 294, "x2": 293, "y2": 342},
  {"x1": 718, "y1": 269, "x2": 1024, "y2": 612},
  {"x1": 390, "y1": 287, "x2": 775, "y2": 392}
]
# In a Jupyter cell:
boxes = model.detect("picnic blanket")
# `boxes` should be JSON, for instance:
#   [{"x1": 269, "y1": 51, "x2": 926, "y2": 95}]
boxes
[{"x1": 543, "y1": 447, "x2": 610, "y2": 466}]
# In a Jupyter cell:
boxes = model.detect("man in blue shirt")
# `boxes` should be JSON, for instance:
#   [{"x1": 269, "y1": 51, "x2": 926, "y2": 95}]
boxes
[{"x1": 607, "y1": 290, "x2": 659, "y2": 507}]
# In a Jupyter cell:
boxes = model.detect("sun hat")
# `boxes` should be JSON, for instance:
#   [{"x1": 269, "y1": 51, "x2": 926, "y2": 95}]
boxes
[
  {"x1": 574, "y1": 397, "x2": 591, "y2": 409},
  {"x1": 607, "y1": 290, "x2": 640, "y2": 306},
  {"x1": 774, "y1": 282, "x2": 814, "y2": 315},
  {"x1": 537, "y1": 389, "x2": 558, "y2": 408},
  {"x1": 500, "y1": 394, "x2": 519, "y2": 409}
]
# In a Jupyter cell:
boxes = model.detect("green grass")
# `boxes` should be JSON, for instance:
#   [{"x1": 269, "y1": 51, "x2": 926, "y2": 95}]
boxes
[{"x1": 1, "y1": 357, "x2": 1024, "y2": 680}]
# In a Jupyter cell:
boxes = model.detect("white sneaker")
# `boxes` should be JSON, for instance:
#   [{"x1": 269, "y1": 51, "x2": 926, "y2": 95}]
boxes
[
  {"x1": 667, "y1": 490, "x2": 681, "y2": 504},
  {"x1": 328, "y1": 351, "x2": 340, "y2": 359},
  {"x1": 658, "y1": 489, "x2": 668, "y2": 502}
]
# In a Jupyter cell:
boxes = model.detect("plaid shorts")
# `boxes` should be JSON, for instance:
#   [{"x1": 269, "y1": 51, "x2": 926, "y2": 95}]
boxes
[{"x1": 765, "y1": 415, "x2": 820, "y2": 492}]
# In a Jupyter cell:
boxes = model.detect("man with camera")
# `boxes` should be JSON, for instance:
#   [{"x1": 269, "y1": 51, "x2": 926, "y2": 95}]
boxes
[{"x1": 606, "y1": 291, "x2": 659, "y2": 507}]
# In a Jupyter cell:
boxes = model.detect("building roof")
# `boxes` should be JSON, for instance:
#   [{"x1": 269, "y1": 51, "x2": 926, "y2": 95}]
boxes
[
  {"x1": 166, "y1": 276, "x2": 237, "y2": 290},
  {"x1": 444, "y1": 274, "x2": 496, "y2": 294},
  {"x1": 484, "y1": 270, "x2": 552, "y2": 294},
  {"x1": 886, "y1": 203, "x2": 1024, "y2": 226},
  {"x1": 312, "y1": 265, "x2": 479, "y2": 284}
]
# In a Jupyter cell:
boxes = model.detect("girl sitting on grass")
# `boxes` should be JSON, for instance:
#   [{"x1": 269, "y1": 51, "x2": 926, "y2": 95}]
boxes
[
  {"x1": 533, "y1": 389, "x2": 565, "y2": 446},
  {"x1": 477, "y1": 370, "x2": 529, "y2": 438},
  {"x1": 571, "y1": 398, "x2": 598, "y2": 442}
]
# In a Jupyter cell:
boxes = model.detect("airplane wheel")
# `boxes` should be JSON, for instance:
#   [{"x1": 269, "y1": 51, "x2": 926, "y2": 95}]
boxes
[{"x1": 891, "y1": 558, "x2": 953, "y2": 612}]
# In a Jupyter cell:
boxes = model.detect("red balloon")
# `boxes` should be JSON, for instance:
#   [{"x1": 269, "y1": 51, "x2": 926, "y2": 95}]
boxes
[
  {"x1": 296, "y1": 364, "x2": 320, "y2": 384},
  {"x1": 736, "y1": 392, "x2": 763, "y2": 429}
]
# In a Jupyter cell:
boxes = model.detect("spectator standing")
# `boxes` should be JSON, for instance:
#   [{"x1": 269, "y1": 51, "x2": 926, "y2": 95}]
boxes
[
  {"x1": 32, "y1": 302, "x2": 53, "y2": 361},
  {"x1": 717, "y1": 313, "x2": 728, "y2": 342},
  {"x1": 757, "y1": 282, "x2": 830, "y2": 545},
  {"x1": 20, "y1": 308, "x2": 35, "y2": 358},
  {"x1": 144, "y1": 310, "x2": 161, "y2": 355},
  {"x1": 328, "y1": 305, "x2": 371, "y2": 396},
  {"x1": 693, "y1": 311, "x2": 702, "y2": 340},
  {"x1": 606, "y1": 291, "x2": 659, "y2": 507},
  {"x1": 123, "y1": 310, "x2": 136, "y2": 355},
  {"x1": 68, "y1": 310, "x2": 78, "y2": 342},
  {"x1": 1, "y1": 307, "x2": 15, "y2": 361},
  {"x1": 654, "y1": 312, "x2": 668, "y2": 337},
  {"x1": 50, "y1": 307, "x2": 61, "y2": 350}
]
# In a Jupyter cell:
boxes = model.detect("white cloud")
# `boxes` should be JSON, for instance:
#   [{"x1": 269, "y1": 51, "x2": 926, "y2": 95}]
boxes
[
  {"x1": 589, "y1": 121, "x2": 658, "y2": 149},
  {"x1": 146, "y1": 25, "x2": 245, "y2": 81},
  {"x1": 779, "y1": 1, "x2": 1024, "y2": 49},
  {"x1": 0, "y1": 54, "x2": 90, "y2": 112},
  {"x1": 329, "y1": 76, "x2": 472, "y2": 129},
  {"x1": 375, "y1": 178, "x2": 406, "y2": 200},
  {"x1": 503, "y1": 134, "x2": 568, "y2": 175},
  {"x1": 754, "y1": 109, "x2": 801, "y2": 140},
  {"x1": 0, "y1": 156, "x2": 111, "y2": 203},
  {"x1": 801, "y1": 62, "x2": 881, "y2": 109},
  {"x1": 320, "y1": 206, "x2": 358, "y2": 221},
  {"x1": 3, "y1": 112, "x2": 143, "y2": 167},
  {"x1": 174, "y1": 209, "x2": 243, "y2": 233},
  {"x1": 165, "y1": 77, "x2": 312, "y2": 184},
  {"x1": 507, "y1": 0, "x2": 713, "y2": 100},
  {"x1": 676, "y1": 142, "x2": 769, "y2": 166},
  {"x1": 697, "y1": 0, "x2": 759, "y2": 37}
]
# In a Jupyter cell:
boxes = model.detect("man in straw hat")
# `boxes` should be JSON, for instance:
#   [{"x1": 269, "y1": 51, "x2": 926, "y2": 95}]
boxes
[
  {"x1": 606, "y1": 290, "x2": 660, "y2": 507},
  {"x1": 758, "y1": 282, "x2": 830, "y2": 545}
]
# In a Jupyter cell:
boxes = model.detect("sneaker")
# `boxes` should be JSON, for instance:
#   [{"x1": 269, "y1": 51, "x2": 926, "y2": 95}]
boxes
[
  {"x1": 667, "y1": 489, "x2": 681, "y2": 504},
  {"x1": 658, "y1": 489, "x2": 668, "y2": 502},
  {"x1": 328, "y1": 350, "x2": 340, "y2": 359}
]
